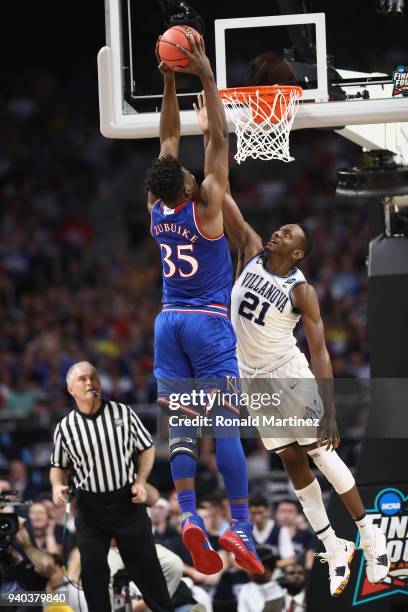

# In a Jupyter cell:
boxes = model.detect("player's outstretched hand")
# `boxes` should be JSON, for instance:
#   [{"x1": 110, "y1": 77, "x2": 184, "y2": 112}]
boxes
[
  {"x1": 173, "y1": 33, "x2": 212, "y2": 78},
  {"x1": 193, "y1": 91, "x2": 208, "y2": 134},
  {"x1": 317, "y1": 418, "x2": 340, "y2": 451},
  {"x1": 316, "y1": 379, "x2": 339, "y2": 451},
  {"x1": 319, "y1": 434, "x2": 340, "y2": 452},
  {"x1": 155, "y1": 38, "x2": 174, "y2": 77}
]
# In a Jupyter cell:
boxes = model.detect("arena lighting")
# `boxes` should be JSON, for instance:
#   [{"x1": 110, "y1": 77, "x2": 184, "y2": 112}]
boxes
[
  {"x1": 377, "y1": 0, "x2": 405, "y2": 15},
  {"x1": 336, "y1": 150, "x2": 408, "y2": 198}
]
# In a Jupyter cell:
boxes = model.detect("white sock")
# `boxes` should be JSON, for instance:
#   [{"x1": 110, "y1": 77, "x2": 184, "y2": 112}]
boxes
[
  {"x1": 295, "y1": 479, "x2": 337, "y2": 552},
  {"x1": 355, "y1": 513, "x2": 375, "y2": 540}
]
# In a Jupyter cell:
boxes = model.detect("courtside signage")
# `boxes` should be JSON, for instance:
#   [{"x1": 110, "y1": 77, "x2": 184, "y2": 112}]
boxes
[
  {"x1": 353, "y1": 488, "x2": 408, "y2": 606},
  {"x1": 392, "y1": 65, "x2": 408, "y2": 97}
]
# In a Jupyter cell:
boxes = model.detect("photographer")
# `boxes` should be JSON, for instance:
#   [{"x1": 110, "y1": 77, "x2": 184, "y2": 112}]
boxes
[
  {"x1": 4, "y1": 523, "x2": 86, "y2": 612},
  {"x1": 4, "y1": 519, "x2": 200, "y2": 612},
  {"x1": 0, "y1": 487, "x2": 25, "y2": 605},
  {"x1": 0, "y1": 522, "x2": 53, "y2": 612}
]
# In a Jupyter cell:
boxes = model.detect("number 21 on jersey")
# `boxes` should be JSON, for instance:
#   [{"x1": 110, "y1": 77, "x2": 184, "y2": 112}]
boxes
[{"x1": 238, "y1": 291, "x2": 270, "y2": 326}]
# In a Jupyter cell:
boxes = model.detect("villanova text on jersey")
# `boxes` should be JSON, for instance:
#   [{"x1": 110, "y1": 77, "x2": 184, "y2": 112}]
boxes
[
  {"x1": 240, "y1": 270, "x2": 289, "y2": 313},
  {"x1": 231, "y1": 252, "x2": 306, "y2": 371},
  {"x1": 151, "y1": 199, "x2": 233, "y2": 307}
]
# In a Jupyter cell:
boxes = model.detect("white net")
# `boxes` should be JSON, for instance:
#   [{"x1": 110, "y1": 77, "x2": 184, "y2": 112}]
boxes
[{"x1": 220, "y1": 86, "x2": 302, "y2": 164}]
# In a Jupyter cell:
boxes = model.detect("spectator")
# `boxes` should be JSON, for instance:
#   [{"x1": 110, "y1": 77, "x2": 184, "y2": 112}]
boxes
[
  {"x1": 0, "y1": 479, "x2": 12, "y2": 495},
  {"x1": 168, "y1": 489, "x2": 181, "y2": 517},
  {"x1": 274, "y1": 500, "x2": 317, "y2": 570},
  {"x1": 1, "y1": 378, "x2": 39, "y2": 415},
  {"x1": 8, "y1": 461, "x2": 39, "y2": 500},
  {"x1": 237, "y1": 545, "x2": 286, "y2": 612},
  {"x1": 108, "y1": 541, "x2": 184, "y2": 610},
  {"x1": 280, "y1": 563, "x2": 307, "y2": 611},
  {"x1": 150, "y1": 497, "x2": 186, "y2": 558},
  {"x1": 39, "y1": 497, "x2": 76, "y2": 558},
  {"x1": 27, "y1": 502, "x2": 60, "y2": 555},
  {"x1": 197, "y1": 496, "x2": 229, "y2": 538},
  {"x1": 249, "y1": 496, "x2": 295, "y2": 569}
]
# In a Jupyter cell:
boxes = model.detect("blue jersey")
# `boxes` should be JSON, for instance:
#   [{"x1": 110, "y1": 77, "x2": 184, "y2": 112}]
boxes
[{"x1": 151, "y1": 199, "x2": 233, "y2": 307}]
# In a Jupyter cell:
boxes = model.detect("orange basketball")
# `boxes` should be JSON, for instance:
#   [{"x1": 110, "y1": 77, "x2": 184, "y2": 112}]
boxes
[{"x1": 158, "y1": 25, "x2": 202, "y2": 68}]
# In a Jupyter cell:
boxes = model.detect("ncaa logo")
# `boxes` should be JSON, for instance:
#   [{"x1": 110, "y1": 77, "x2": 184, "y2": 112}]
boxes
[
  {"x1": 392, "y1": 64, "x2": 408, "y2": 96},
  {"x1": 353, "y1": 487, "x2": 408, "y2": 606},
  {"x1": 379, "y1": 491, "x2": 402, "y2": 516}
]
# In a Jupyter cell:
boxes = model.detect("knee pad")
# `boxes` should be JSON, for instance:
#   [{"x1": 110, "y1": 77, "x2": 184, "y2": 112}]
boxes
[
  {"x1": 169, "y1": 436, "x2": 198, "y2": 461},
  {"x1": 307, "y1": 447, "x2": 355, "y2": 495}
]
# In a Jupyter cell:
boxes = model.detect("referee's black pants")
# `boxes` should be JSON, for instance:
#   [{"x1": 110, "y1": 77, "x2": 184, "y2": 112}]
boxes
[{"x1": 75, "y1": 485, "x2": 173, "y2": 612}]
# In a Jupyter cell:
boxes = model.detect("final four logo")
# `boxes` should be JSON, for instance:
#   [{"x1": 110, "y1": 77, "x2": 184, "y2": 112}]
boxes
[
  {"x1": 392, "y1": 65, "x2": 408, "y2": 97},
  {"x1": 353, "y1": 488, "x2": 408, "y2": 606}
]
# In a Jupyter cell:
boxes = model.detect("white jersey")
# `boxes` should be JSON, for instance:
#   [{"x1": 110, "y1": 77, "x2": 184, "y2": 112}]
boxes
[{"x1": 231, "y1": 252, "x2": 306, "y2": 371}]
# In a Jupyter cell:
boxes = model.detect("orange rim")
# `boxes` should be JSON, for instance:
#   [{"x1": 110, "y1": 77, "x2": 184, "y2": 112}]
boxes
[
  {"x1": 219, "y1": 85, "x2": 302, "y2": 125},
  {"x1": 219, "y1": 85, "x2": 302, "y2": 104}
]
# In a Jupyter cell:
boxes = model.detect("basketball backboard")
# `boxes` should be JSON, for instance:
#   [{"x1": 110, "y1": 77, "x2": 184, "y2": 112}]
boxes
[{"x1": 98, "y1": 0, "x2": 408, "y2": 158}]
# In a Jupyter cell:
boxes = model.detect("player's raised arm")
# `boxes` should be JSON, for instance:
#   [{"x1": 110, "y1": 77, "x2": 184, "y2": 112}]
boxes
[
  {"x1": 175, "y1": 35, "x2": 228, "y2": 226},
  {"x1": 222, "y1": 190, "x2": 264, "y2": 278},
  {"x1": 147, "y1": 43, "x2": 181, "y2": 212},
  {"x1": 222, "y1": 193, "x2": 263, "y2": 268},
  {"x1": 157, "y1": 42, "x2": 180, "y2": 159},
  {"x1": 194, "y1": 91, "x2": 262, "y2": 273}
]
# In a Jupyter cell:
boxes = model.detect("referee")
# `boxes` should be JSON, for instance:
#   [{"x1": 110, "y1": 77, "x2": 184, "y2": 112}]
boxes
[{"x1": 50, "y1": 361, "x2": 173, "y2": 612}]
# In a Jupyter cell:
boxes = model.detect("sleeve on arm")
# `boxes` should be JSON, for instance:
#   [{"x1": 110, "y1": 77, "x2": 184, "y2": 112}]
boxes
[
  {"x1": 130, "y1": 409, "x2": 153, "y2": 452},
  {"x1": 50, "y1": 423, "x2": 69, "y2": 469}
]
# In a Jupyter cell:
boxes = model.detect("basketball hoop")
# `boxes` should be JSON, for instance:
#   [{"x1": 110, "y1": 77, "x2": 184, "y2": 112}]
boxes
[{"x1": 219, "y1": 85, "x2": 302, "y2": 164}]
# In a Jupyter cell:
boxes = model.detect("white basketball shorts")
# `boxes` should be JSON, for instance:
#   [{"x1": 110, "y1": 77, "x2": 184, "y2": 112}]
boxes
[{"x1": 240, "y1": 352, "x2": 323, "y2": 452}]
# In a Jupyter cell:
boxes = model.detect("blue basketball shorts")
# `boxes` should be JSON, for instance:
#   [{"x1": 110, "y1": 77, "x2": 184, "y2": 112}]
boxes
[{"x1": 154, "y1": 305, "x2": 241, "y2": 416}]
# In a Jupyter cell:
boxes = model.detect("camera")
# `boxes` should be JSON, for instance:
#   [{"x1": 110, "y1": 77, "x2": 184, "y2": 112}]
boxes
[
  {"x1": 0, "y1": 514, "x2": 19, "y2": 539},
  {"x1": 0, "y1": 491, "x2": 29, "y2": 587},
  {"x1": 0, "y1": 512, "x2": 19, "y2": 572},
  {"x1": 0, "y1": 490, "x2": 20, "y2": 545}
]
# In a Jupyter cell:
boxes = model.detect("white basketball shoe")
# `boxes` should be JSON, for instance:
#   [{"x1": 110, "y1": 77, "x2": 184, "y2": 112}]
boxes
[
  {"x1": 317, "y1": 538, "x2": 356, "y2": 597},
  {"x1": 361, "y1": 526, "x2": 390, "y2": 583}
]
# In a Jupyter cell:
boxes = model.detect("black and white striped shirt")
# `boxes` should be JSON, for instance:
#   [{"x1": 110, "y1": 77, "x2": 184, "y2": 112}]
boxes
[{"x1": 50, "y1": 400, "x2": 153, "y2": 493}]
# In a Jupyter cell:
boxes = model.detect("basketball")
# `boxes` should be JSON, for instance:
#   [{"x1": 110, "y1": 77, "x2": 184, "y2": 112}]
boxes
[{"x1": 157, "y1": 25, "x2": 202, "y2": 68}]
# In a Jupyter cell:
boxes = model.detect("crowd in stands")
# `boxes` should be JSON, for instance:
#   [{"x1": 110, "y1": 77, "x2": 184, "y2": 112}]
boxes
[
  {"x1": 1, "y1": 463, "x2": 310, "y2": 611},
  {"x1": 0, "y1": 74, "x2": 373, "y2": 610},
  {"x1": 0, "y1": 76, "x2": 370, "y2": 412}
]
